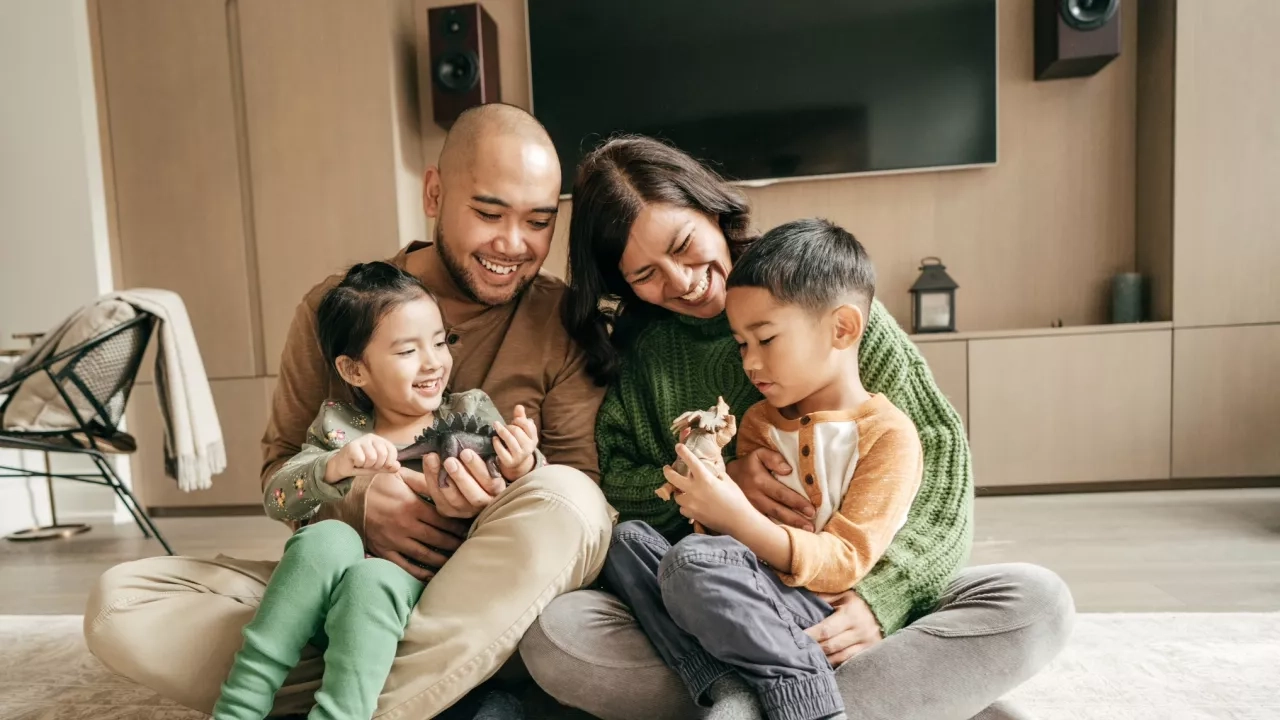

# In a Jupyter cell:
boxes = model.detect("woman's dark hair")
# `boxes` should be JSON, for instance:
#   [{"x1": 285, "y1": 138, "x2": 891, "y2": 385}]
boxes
[
  {"x1": 562, "y1": 135, "x2": 760, "y2": 386},
  {"x1": 317, "y1": 261, "x2": 435, "y2": 409}
]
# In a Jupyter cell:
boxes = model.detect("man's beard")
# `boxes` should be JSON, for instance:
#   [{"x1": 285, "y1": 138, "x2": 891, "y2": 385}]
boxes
[{"x1": 434, "y1": 219, "x2": 534, "y2": 307}]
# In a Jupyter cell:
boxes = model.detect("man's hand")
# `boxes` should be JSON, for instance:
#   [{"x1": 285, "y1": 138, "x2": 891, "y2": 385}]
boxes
[
  {"x1": 726, "y1": 448, "x2": 816, "y2": 532},
  {"x1": 421, "y1": 448, "x2": 507, "y2": 519},
  {"x1": 363, "y1": 469, "x2": 469, "y2": 582},
  {"x1": 804, "y1": 590, "x2": 885, "y2": 666}
]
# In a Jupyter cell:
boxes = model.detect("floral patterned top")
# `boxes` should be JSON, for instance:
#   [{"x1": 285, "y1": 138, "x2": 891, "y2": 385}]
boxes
[{"x1": 263, "y1": 388, "x2": 528, "y2": 523}]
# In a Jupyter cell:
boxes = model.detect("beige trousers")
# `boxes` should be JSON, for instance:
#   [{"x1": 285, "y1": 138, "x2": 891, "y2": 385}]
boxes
[{"x1": 83, "y1": 465, "x2": 614, "y2": 719}]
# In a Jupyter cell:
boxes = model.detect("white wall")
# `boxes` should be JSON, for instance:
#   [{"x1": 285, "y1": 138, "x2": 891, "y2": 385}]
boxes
[{"x1": 0, "y1": 0, "x2": 123, "y2": 533}]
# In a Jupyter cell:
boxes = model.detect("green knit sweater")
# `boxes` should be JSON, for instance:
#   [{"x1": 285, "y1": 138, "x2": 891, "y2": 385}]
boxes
[{"x1": 596, "y1": 300, "x2": 974, "y2": 635}]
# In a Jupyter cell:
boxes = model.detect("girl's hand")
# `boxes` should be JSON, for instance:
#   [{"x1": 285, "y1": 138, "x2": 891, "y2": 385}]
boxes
[
  {"x1": 493, "y1": 405, "x2": 539, "y2": 480},
  {"x1": 325, "y1": 434, "x2": 400, "y2": 483}
]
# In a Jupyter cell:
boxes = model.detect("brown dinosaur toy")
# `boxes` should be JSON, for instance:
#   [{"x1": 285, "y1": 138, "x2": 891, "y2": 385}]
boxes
[{"x1": 657, "y1": 396, "x2": 737, "y2": 532}]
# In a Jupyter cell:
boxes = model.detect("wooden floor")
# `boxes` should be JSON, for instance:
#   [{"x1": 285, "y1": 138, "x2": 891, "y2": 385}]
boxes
[{"x1": 2, "y1": 488, "x2": 1278, "y2": 616}]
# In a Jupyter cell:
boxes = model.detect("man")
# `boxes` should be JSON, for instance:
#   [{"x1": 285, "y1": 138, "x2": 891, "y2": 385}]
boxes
[{"x1": 84, "y1": 104, "x2": 613, "y2": 719}]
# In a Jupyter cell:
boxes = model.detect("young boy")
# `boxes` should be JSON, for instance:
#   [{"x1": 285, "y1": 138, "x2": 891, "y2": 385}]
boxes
[{"x1": 603, "y1": 218, "x2": 924, "y2": 720}]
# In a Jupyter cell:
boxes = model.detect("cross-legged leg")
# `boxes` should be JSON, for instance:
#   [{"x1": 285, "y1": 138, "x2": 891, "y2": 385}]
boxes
[{"x1": 602, "y1": 520, "x2": 734, "y2": 705}]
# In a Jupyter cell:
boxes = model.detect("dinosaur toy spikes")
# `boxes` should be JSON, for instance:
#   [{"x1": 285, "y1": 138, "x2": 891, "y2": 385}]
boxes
[
  {"x1": 398, "y1": 413, "x2": 501, "y2": 487},
  {"x1": 656, "y1": 396, "x2": 737, "y2": 532}
]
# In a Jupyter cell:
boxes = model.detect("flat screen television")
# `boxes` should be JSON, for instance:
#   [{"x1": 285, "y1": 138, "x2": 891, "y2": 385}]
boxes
[{"x1": 527, "y1": 0, "x2": 998, "y2": 194}]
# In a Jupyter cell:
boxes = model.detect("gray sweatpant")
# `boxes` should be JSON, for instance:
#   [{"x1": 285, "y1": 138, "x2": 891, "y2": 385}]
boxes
[
  {"x1": 602, "y1": 520, "x2": 842, "y2": 720},
  {"x1": 522, "y1": 553, "x2": 1074, "y2": 720}
]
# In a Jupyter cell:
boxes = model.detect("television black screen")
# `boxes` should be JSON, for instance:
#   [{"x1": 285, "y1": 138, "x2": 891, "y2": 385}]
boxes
[{"x1": 528, "y1": 0, "x2": 997, "y2": 194}]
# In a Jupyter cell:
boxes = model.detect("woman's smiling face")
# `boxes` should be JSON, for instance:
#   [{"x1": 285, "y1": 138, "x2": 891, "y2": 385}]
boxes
[{"x1": 617, "y1": 203, "x2": 733, "y2": 318}]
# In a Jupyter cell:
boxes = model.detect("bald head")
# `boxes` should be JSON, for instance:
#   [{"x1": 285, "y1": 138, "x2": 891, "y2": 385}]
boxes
[
  {"x1": 423, "y1": 103, "x2": 563, "y2": 307},
  {"x1": 438, "y1": 103, "x2": 557, "y2": 180}
]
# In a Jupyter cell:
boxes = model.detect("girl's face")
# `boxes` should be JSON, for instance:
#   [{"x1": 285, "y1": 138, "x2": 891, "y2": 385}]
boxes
[
  {"x1": 341, "y1": 295, "x2": 453, "y2": 419},
  {"x1": 617, "y1": 203, "x2": 733, "y2": 318}
]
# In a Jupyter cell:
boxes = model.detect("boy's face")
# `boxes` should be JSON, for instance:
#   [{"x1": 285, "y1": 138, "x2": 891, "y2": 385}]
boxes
[{"x1": 726, "y1": 287, "x2": 838, "y2": 410}]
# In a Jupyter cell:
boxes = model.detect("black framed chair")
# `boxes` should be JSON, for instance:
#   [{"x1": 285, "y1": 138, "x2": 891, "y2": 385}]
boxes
[{"x1": 0, "y1": 312, "x2": 173, "y2": 555}]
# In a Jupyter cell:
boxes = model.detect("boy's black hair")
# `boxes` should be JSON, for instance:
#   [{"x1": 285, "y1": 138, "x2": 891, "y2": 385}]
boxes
[
  {"x1": 317, "y1": 262, "x2": 436, "y2": 408},
  {"x1": 726, "y1": 218, "x2": 876, "y2": 314}
]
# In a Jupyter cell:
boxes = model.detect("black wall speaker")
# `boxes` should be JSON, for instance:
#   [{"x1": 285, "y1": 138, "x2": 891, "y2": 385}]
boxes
[
  {"x1": 1035, "y1": 0, "x2": 1122, "y2": 80},
  {"x1": 428, "y1": 3, "x2": 500, "y2": 129}
]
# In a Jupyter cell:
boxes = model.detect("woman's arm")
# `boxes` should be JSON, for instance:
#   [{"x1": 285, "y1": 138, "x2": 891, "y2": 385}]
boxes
[{"x1": 851, "y1": 301, "x2": 974, "y2": 635}]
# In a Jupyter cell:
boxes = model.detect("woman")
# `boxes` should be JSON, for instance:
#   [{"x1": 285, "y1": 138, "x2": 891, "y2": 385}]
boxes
[{"x1": 519, "y1": 136, "x2": 1073, "y2": 720}]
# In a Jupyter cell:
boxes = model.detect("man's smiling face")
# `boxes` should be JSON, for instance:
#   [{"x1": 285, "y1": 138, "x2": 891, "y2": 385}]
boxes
[{"x1": 428, "y1": 133, "x2": 562, "y2": 306}]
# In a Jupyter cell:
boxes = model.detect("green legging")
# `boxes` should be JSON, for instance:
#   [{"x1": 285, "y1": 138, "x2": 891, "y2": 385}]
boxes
[{"x1": 212, "y1": 520, "x2": 423, "y2": 720}]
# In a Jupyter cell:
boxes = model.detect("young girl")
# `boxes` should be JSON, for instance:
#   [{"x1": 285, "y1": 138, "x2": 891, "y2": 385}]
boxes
[{"x1": 212, "y1": 261, "x2": 540, "y2": 720}]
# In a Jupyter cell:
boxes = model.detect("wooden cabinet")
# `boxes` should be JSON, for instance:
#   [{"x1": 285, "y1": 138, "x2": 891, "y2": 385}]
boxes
[
  {"x1": 915, "y1": 340, "x2": 968, "y2": 429},
  {"x1": 128, "y1": 378, "x2": 275, "y2": 509},
  {"x1": 1172, "y1": 325, "x2": 1280, "y2": 478},
  {"x1": 96, "y1": 0, "x2": 259, "y2": 380},
  {"x1": 968, "y1": 328, "x2": 1172, "y2": 487}
]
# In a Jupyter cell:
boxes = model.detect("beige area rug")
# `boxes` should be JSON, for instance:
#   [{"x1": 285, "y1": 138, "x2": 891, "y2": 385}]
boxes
[
  {"x1": 1004, "y1": 613, "x2": 1280, "y2": 720},
  {"x1": 1, "y1": 614, "x2": 1277, "y2": 720}
]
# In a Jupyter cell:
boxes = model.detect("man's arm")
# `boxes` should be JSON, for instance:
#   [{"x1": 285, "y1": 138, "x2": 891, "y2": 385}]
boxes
[{"x1": 537, "y1": 339, "x2": 607, "y2": 481}]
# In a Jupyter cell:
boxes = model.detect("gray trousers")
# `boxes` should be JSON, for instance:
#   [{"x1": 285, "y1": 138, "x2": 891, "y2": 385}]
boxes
[
  {"x1": 520, "y1": 555, "x2": 1074, "y2": 720},
  {"x1": 603, "y1": 521, "x2": 841, "y2": 720}
]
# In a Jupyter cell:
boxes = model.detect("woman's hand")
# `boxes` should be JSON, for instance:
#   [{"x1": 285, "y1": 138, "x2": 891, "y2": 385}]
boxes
[
  {"x1": 726, "y1": 448, "x2": 816, "y2": 532},
  {"x1": 804, "y1": 590, "x2": 885, "y2": 666},
  {"x1": 493, "y1": 404, "x2": 539, "y2": 480}
]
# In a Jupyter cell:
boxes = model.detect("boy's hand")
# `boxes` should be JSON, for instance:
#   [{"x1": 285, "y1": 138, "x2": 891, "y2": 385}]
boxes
[
  {"x1": 663, "y1": 443, "x2": 759, "y2": 535},
  {"x1": 493, "y1": 404, "x2": 539, "y2": 480},
  {"x1": 325, "y1": 434, "x2": 400, "y2": 483}
]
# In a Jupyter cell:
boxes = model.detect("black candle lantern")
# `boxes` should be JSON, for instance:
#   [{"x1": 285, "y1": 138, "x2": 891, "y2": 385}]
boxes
[{"x1": 909, "y1": 257, "x2": 958, "y2": 334}]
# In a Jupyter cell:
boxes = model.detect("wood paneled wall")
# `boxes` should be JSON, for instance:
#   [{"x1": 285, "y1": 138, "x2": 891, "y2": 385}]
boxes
[
  {"x1": 239, "y1": 0, "x2": 415, "y2": 374},
  {"x1": 1172, "y1": 0, "x2": 1280, "y2": 327},
  {"x1": 97, "y1": 0, "x2": 259, "y2": 380},
  {"x1": 96, "y1": 0, "x2": 1280, "y2": 507},
  {"x1": 1136, "y1": 0, "x2": 1176, "y2": 323},
  {"x1": 435, "y1": 0, "x2": 1141, "y2": 331},
  {"x1": 97, "y1": 0, "x2": 424, "y2": 507}
]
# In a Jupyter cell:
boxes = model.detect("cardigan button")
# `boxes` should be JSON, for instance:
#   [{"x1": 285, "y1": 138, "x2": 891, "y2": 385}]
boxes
[
  {"x1": 800, "y1": 416, "x2": 811, "y2": 426},
  {"x1": 805, "y1": 474, "x2": 814, "y2": 485},
  {"x1": 801, "y1": 445, "x2": 811, "y2": 457},
  {"x1": 447, "y1": 333, "x2": 460, "y2": 345}
]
